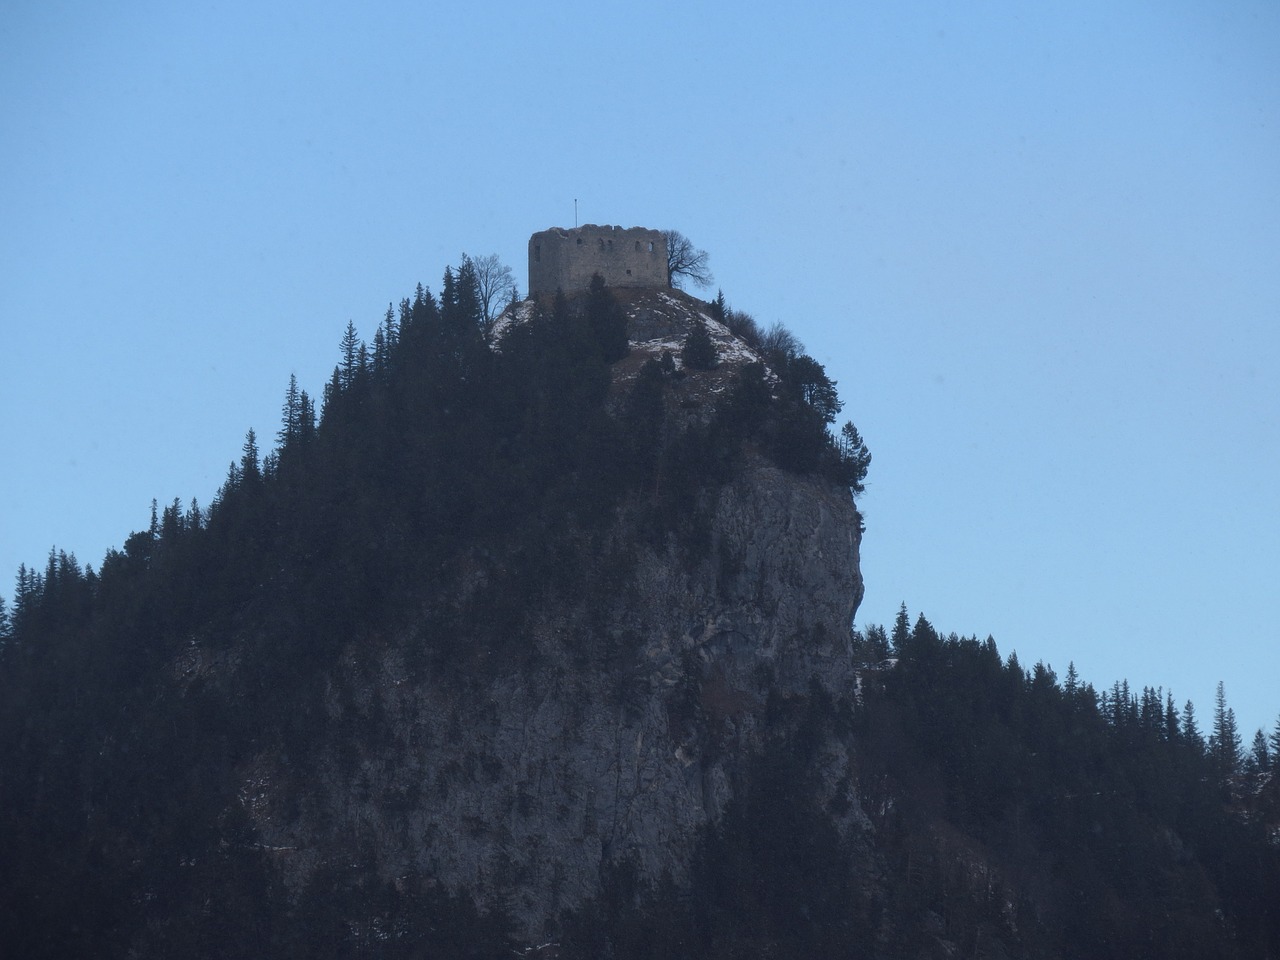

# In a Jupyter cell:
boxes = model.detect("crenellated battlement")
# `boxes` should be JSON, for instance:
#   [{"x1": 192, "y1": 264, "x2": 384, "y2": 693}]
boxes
[{"x1": 528, "y1": 225, "x2": 667, "y2": 296}]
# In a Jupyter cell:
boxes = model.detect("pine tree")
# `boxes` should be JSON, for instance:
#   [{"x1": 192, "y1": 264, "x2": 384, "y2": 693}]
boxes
[
  {"x1": 160, "y1": 498, "x2": 183, "y2": 544},
  {"x1": 322, "y1": 367, "x2": 341, "y2": 420},
  {"x1": 442, "y1": 262, "x2": 483, "y2": 332},
  {"x1": 1182, "y1": 699, "x2": 1204, "y2": 751},
  {"x1": 339, "y1": 321, "x2": 361, "y2": 391},
  {"x1": 381, "y1": 302, "x2": 399, "y2": 354},
  {"x1": 787, "y1": 355, "x2": 842, "y2": 424},
  {"x1": 240, "y1": 429, "x2": 261, "y2": 484},
  {"x1": 1249, "y1": 729, "x2": 1270, "y2": 772},
  {"x1": 708, "y1": 289, "x2": 727, "y2": 325},
  {"x1": 1140, "y1": 685, "x2": 1162, "y2": 731},
  {"x1": 838, "y1": 422, "x2": 871, "y2": 494},
  {"x1": 279, "y1": 373, "x2": 302, "y2": 447},
  {"x1": 890, "y1": 603, "x2": 910, "y2": 654},
  {"x1": 1164, "y1": 691, "x2": 1180, "y2": 742},
  {"x1": 1209, "y1": 680, "x2": 1242, "y2": 776},
  {"x1": 681, "y1": 318, "x2": 718, "y2": 370},
  {"x1": 863, "y1": 623, "x2": 890, "y2": 661},
  {"x1": 356, "y1": 343, "x2": 370, "y2": 386},
  {"x1": 298, "y1": 390, "x2": 316, "y2": 445}
]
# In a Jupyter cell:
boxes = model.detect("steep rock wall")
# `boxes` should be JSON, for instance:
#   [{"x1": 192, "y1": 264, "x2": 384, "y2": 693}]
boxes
[{"x1": 243, "y1": 456, "x2": 864, "y2": 936}]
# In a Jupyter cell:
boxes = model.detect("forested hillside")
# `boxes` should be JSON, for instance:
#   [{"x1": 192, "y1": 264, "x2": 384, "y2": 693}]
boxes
[
  {"x1": 0, "y1": 262, "x2": 868, "y2": 957},
  {"x1": 0, "y1": 259, "x2": 1276, "y2": 959}
]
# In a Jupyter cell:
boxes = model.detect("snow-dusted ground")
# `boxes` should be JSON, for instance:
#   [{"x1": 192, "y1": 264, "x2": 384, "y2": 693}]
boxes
[
  {"x1": 626, "y1": 291, "x2": 767, "y2": 371},
  {"x1": 489, "y1": 288, "x2": 774, "y2": 384},
  {"x1": 486, "y1": 298, "x2": 536, "y2": 345}
]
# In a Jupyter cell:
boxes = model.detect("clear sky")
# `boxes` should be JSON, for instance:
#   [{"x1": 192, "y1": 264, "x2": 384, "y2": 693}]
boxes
[{"x1": 3, "y1": 1, "x2": 1277, "y2": 738}]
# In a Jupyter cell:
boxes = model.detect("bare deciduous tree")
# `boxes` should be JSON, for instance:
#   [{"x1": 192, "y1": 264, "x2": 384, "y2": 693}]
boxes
[
  {"x1": 760, "y1": 321, "x2": 800, "y2": 364},
  {"x1": 466, "y1": 253, "x2": 518, "y2": 332},
  {"x1": 662, "y1": 230, "x2": 714, "y2": 289}
]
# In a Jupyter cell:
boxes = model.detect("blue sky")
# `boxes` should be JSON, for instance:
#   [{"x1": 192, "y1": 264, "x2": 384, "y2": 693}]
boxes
[{"x1": 3, "y1": 0, "x2": 1277, "y2": 737}]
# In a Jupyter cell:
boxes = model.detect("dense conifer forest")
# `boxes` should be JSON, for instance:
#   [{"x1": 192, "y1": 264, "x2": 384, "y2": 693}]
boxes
[{"x1": 1, "y1": 260, "x2": 1276, "y2": 958}]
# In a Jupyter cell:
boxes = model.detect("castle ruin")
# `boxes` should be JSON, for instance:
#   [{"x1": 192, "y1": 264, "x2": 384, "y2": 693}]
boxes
[{"x1": 528, "y1": 225, "x2": 667, "y2": 296}]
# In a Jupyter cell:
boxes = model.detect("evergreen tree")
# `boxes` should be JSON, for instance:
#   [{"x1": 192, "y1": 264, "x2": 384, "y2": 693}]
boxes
[
  {"x1": 442, "y1": 261, "x2": 484, "y2": 332},
  {"x1": 1249, "y1": 729, "x2": 1270, "y2": 772},
  {"x1": 786, "y1": 354, "x2": 842, "y2": 425},
  {"x1": 12, "y1": 563, "x2": 38, "y2": 640},
  {"x1": 584, "y1": 273, "x2": 629, "y2": 363},
  {"x1": 708, "y1": 288, "x2": 727, "y2": 325},
  {"x1": 356, "y1": 342, "x2": 370, "y2": 388},
  {"x1": 298, "y1": 390, "x2": 316, "y2": 445},
  {"x1": 1182, "y1": 699, "x2": 1204, "y2": 752},
  {"x1": 159, "y1": 498, "x2": 183, "y2": 544},
  {"x1": 681, "y1": 317, "x2": 718, "y2": 370},
  {"x1": 1165, "y1": 691, "x2": 1181, "y2": 742},
  {"x1": 837, "y1": 421, "x2": 871, "y2": 494},
  {"x1": 862, "y1": 623, "x2": 890, "y2": 661},
  {"x1": 890, "y1": 602, "x2": 910, "y2": 654},
  {"x1": 372, "y1": 326, "x2": 388, "y2": 374},
  {"x1": 380, "y1": 302, "x2": 398, "y2": 354},
  {"x1": 338, "y1": 321, "x2": 361, "y2": 391},
  {"x1": 1209, "y1": 680, "x2": 1242, "y2": 776},
  {"x1": 278, "y1": 373, "x2": 302, "y2": 447},
  {"x1": 240, "y1": 429, "x2": 261, "y2": 485}
]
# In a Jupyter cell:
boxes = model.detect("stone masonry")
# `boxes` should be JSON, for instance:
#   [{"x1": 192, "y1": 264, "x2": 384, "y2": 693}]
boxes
[{"x1": 528, "y1": 225, "x2": 667, "y2": 296}]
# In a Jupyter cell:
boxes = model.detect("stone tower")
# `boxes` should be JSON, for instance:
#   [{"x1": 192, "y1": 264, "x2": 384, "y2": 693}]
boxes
[{"x1": 528, "y1": 225, "x2": 667, "y2": 296}]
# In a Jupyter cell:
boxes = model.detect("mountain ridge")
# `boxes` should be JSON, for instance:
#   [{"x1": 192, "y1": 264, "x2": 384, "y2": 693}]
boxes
[{"x1": 3, "y1": 266, "x2": 1277, "y2": 958}]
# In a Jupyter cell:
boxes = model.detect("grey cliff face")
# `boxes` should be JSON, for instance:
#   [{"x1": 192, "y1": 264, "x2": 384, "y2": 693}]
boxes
[
  {"x1": 210, "y1": 291, "x2": 869, "y2": 937},
  {"x1": 242, "y1": 455, "x2": 865, "y2": 937}
]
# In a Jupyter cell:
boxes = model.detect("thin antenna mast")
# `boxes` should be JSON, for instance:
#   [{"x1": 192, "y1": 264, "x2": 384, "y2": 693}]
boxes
[{"x1": 574, "y1": 199, "x2": 578, "y2": 227}]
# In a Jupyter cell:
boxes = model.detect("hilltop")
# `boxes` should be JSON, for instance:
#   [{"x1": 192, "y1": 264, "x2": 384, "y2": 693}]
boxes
[{"x1": 1, "y1": 258, "x2": 1277, "y2": 959}]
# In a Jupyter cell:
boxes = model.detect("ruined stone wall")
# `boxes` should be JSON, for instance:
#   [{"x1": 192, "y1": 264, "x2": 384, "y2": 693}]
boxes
[{"x1": 528, "y1": 225, "x2": 667, "y2": 295}]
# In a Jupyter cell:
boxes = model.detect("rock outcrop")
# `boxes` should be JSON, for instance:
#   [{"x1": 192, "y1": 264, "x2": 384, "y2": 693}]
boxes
[{"x1": 239, "y1": 292, "x2": 867, "y2": 936}]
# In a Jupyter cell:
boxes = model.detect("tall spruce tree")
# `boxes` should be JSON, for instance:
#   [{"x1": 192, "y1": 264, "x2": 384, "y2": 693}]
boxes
[
  {"x1": 890, "y1": 602, "x2": 911, "y2": 654},
  {"x1": 240, "y1": 429, "x2": 261, "y2": 484},
  {"x1": 1210, "y1": 680, "x2": 1242, "y2": 777},
  {"x1": 1182, "y1": 699, "x2": 1204, "y2": 751},
  {"x1": 338, "y1": 321, "x2": 362, "y2": 390},
  {"x1": 279, "y1": 373, "x2": 302, "y2": 447}
]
